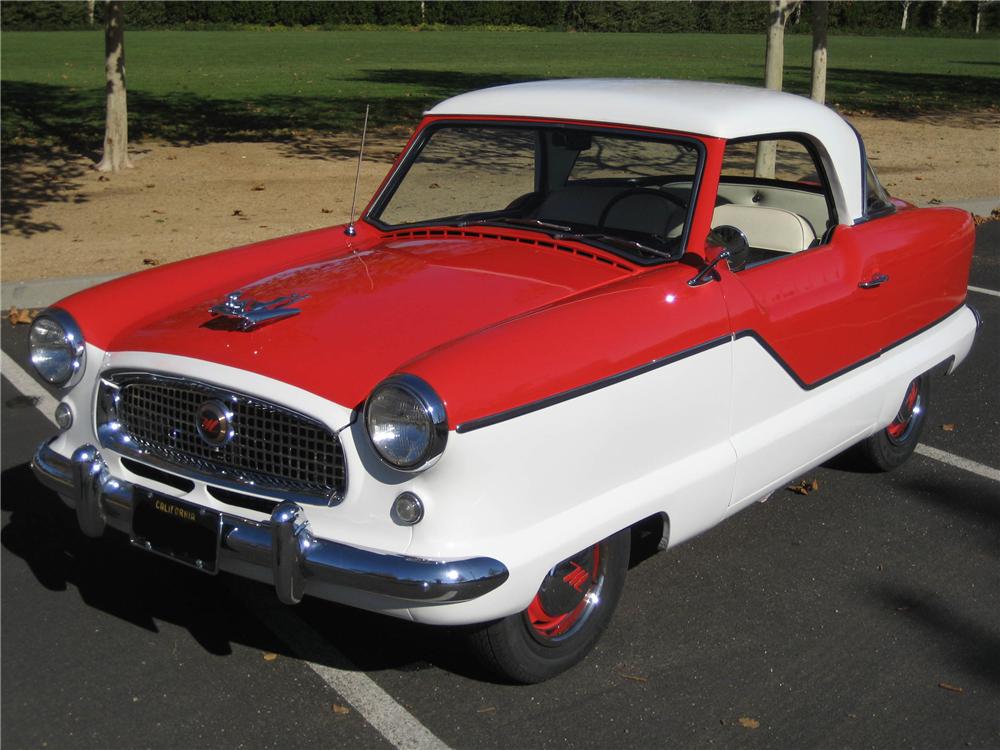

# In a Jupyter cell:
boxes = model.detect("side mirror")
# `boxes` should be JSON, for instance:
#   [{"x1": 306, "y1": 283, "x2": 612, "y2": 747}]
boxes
[{"x1": 707, "y1": 225, "x2": 750, "y2": 272}]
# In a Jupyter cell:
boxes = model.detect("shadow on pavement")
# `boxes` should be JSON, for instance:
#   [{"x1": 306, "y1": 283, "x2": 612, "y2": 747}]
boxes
[
  {"x1": 872, "y1": 581, "x2": 1000, "y2": 686},
  {"x1": 0, "y1": 461, "x2": 495, "y2": 681}
]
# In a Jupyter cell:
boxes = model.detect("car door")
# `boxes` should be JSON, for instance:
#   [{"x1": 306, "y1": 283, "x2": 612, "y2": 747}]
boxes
[{"x1": 712, "y1": 137, "x2": 884, "y2": 509}]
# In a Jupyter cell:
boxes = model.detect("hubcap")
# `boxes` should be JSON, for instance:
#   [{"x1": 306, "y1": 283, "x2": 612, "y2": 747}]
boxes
[
  {"x1": 525, "y1": 542, "x2": 606, "y2": 644},
  {"x1": 886, "y1": 378, "x2": 922, "y2": 445}
]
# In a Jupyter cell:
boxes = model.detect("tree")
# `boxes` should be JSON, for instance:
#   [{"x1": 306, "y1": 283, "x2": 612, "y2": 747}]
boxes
[
  {"x1": 811, "y1": 1, "x2": 828, "y2": 104},
  {"x1": 755, "y1": 0, "x2": 797, "y2": 178},
  {"x1": 96, "y1": 1, "x2": 132, "y2": 172}
]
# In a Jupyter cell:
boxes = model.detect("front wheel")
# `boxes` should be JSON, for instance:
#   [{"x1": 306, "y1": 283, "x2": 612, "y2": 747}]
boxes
[
  {"x1": 466, "y1": 529, "x2": 630, "y2": 684},
  {"x1": 854, "y1": 372, "x2": 931, "y2": 471}
]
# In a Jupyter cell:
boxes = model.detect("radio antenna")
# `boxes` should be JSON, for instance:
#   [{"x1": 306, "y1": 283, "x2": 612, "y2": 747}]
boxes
[{"x1": 345, "y1": 104, "x2": 370, "y2": 237}]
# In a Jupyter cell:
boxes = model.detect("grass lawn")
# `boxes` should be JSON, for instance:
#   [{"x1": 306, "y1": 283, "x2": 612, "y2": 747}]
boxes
[{"x1": 3, "y1": 29, "x2": 999, "y2": 148}]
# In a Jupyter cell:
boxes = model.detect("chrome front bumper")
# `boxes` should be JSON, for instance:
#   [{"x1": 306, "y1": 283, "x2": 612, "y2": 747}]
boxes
[{"x1": 31, "y1": 439, "x2": 508, "y2": 607}]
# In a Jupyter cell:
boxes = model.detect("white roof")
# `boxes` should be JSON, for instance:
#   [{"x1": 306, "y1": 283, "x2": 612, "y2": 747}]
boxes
[{"x1": 428, "y1": 79, "x2": 865, "y2": 223}]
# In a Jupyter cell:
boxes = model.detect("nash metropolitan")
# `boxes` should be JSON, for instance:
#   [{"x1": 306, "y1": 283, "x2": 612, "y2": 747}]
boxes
[{"x1": 30, "y1": 80, "x2": 979, "y2": 683}]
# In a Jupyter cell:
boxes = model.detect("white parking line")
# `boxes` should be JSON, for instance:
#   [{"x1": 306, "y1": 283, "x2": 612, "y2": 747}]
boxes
[
  {"x1": 968, "y1": 285, "x2": 1000, "y2": 298},
  {"x1": 1, "y1": 350, "x2": 60, "y2": 418},
  {"x1": 0, "y1": 349, "x2": 452, "y2": 750},
  {"x1": 915, "y1": 444, "x2": 1000, "y2": 482}
]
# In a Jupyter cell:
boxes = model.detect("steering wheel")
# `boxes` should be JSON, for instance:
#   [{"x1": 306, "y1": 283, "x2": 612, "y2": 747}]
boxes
[{"x1": 598, "y1": 187, "x2": 687, "y2": 231}]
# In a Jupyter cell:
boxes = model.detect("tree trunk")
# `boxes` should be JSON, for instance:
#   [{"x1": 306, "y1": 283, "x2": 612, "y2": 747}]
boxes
[
  {"x1": 901, "y1": 0, "x2": 911, "y2": 31},
  {"x1": 935, "y1": 0, "x2": 948, "y2": 28},
  {"x1": 811, "y1": 1, "x2": 828, "y2": 104},
  {"x1": 96, "y1": 1, "x2": 131, "y2": 172},
  {"x1": 87, "y1": 0, "x2": 95, "y2": 25},
  {"x1": 755, "y1": 0, "x2": 790, "y2": 178},
  {"x1": 976, "y1": 1, "x2": 983, "y2": 33}
]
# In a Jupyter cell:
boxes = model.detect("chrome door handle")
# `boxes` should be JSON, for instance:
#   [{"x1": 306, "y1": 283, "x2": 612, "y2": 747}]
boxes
[{"x1": 859, "y1": 273, "x2": 889, "y2": 289}]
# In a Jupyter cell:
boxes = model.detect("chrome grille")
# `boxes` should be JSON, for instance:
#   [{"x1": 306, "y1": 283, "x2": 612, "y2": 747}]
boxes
[{"x1": 98, "y1": 372, "x2": 345, "y2": 503}]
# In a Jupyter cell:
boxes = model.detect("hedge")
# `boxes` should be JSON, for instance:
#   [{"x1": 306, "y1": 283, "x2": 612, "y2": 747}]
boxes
[{"x1": 2, "y1": 1, "x2": 997, "y2": 34}]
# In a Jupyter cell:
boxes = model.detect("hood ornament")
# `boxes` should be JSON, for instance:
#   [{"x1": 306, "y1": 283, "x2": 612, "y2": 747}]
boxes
[{"x1": 209, "y1": 291, "x2": 308, "y2": 331}]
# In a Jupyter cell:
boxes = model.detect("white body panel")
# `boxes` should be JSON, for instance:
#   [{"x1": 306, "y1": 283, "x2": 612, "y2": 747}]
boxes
[{"x1": 47, "y1": 307, "x2": 978, "y2": 626}]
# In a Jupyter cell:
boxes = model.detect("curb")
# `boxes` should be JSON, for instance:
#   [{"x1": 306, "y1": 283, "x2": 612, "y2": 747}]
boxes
[
  {"x1": 4, "y1": 198, "x2": 998, "y2": 310},
  {"x1": 1, "y1": 274, "x2": 124, "y2": 311}
]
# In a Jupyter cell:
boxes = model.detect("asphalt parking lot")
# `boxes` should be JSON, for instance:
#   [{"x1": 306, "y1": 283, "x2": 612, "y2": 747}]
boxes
[{"x1": 2, "y1": 224, "x2": 998, "y2": 750}]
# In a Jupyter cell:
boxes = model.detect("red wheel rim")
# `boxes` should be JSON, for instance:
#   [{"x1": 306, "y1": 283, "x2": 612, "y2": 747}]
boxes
[
  {"x1": 886, "y1": 378, "x2": 921, "y2": 445},
  {"x1": 526, "y1": 543, "x2": 604, "y2": 643}
]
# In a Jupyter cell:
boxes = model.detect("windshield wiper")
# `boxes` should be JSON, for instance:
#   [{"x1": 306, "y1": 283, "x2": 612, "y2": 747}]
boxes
[
  {"x1": 553, "y1": 232, "x2": 674, "y2": 261},
  {"x1": 456, "y1": 216, "x2": 573, "y2": 232}
]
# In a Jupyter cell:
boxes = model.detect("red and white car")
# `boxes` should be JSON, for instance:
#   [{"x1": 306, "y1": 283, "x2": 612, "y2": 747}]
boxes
[{"x1": 30, "y1": 80, "x2": 979, "y2": 682}]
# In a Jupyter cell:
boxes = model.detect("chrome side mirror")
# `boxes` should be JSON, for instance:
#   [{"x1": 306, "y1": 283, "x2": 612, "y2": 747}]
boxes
[{"x1": 708, "y1": 225, "x2": 750, "y2": 272}]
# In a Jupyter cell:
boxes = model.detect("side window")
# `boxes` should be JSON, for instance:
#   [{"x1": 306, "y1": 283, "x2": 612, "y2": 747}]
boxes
[
  {"x1": 715, "y1": 137, "x2": 836, "y2": 265},
  {"x1": 865, "y1": 161, "x2": 895, "y2": 217}
]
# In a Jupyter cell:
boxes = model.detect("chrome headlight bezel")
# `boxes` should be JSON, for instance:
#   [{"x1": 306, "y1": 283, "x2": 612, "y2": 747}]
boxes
[
  {"x1": 29, "y1": 308, "x2": 87, "y2": 388},
  {"x1": 364, "y1": 374, "x2": 448, "y2": 472}
]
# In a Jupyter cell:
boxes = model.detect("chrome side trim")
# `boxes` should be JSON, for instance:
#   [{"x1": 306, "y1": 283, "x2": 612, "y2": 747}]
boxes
[{"x1": 31, "y1": 439, "x2": 509, "y2": 606}]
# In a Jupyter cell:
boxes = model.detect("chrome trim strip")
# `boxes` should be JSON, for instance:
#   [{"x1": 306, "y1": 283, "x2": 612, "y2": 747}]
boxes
[
  {"x1": 457, "y1": 303, "x2": 974, "y2": 433},
  {"x1": 31, "y1": 439, "x2": 509, "y2": 605}
]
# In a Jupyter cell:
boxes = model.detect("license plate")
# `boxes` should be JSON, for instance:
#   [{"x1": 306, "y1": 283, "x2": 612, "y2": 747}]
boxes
[{"x1": 131, "y1": 489, "x2": 222, "y2": 573}]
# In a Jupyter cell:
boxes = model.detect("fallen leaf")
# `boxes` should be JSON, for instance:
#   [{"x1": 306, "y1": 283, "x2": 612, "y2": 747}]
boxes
[
  {"x1": 145, "y1": 183, "x2": 155, "y2": 188},
  {"x1": 232, "y1": 209, "x2": 245, "y2": 217},
  {"x1": 914, "y1": 176, "x2": 923, "y2": 181},
  {"x1": 738, "y1": 716, "x2": 760, "y2": 729},
  {"x1": 331, "y1": 703, "x2": 351, "y2": 714},
  {"x1": 151, "y1": 209, "x2": 165, "y2": 214},
  {"x1": 941, "y1": 423, "x2": 956, "y2": 432},
  {"x1": 477, "y1": 706, "x2": 497, "y2": 714},
  {"x1": 262, "y1": 652, "x2": 278, "y2": 662},
  {"x1": 428, "y1": 183, "x2": 440, "y2": 189},
  {"x1": 7, "y1": 307, "x2": 39, "y2": 326},
  {"x1": 938, "y1": 682, "x2": 964, "y2": 694},
  {"x1": 787, "y1": 478, "x2": 819, "y2": 496},
  {"x1": 142, "y1": 258, "x2": 160, "y2": 266},
  {"x1": 98, "y1": 175, "x2": 110, "y2": 182},
  {"x1": 320, "y1": 208, "x2": 333, "y2": 213},
  {"x1": 252, "y1": 184, "x2": 265, "y2": 191},
  {"x1": 612, "y1": 665, "x2": 649, "y2": 682},
  {"x1": 927, "y1": 198, "x2": 942, "y2": 205}
]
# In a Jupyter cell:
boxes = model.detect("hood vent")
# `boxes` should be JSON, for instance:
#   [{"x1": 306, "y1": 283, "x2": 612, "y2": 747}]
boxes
[{"x1": 383, "y1": 228, "x2": 635, "y2": 274}]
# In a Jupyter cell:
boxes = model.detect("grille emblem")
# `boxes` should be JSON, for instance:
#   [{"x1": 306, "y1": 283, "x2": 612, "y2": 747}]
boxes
[
  {"x1": 196, "y1": 400, "x2": 234, "y2": 447},
  {"x1": 209, "y1": 290, "x2": 308, "y2": 331}
]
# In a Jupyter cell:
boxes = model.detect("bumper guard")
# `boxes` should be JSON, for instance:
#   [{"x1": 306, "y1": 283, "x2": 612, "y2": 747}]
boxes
[{"x1": 31, "y1": 440, "x2": 508, "y2": 607}]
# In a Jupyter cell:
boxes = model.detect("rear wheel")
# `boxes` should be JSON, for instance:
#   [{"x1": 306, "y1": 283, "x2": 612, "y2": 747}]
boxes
[
  {"x1": 854, "y1": 372, "x2": 931, "y2": 471},
  {"x1": 467, "y1": 529, "x2": 630, "y2": 684}
]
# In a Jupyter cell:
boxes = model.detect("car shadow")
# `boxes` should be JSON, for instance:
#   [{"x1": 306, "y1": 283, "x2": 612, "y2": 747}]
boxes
[
  {"x1": 868, "y1": 581, "x2": 1000, "y2": 687},
  {"x1": 0, "y1": 461, "x2": 497, "y2": 681}
]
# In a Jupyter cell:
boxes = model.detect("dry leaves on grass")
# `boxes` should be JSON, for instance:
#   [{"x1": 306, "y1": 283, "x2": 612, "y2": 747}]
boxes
[
  {"x1": 787, "y1": 478, "x2": 820, "y2": 496},
  {"x1": 7, "y1": 307, "x2": 40, "y2": 326}
]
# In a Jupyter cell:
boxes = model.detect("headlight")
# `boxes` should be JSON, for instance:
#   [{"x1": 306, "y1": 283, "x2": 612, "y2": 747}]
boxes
[
  {"x1": 365, "y1": 374, "x2": 448, "y2": 471},
  {"x1": 29, "y1": 309, "x2": 86, "y2": 387}
]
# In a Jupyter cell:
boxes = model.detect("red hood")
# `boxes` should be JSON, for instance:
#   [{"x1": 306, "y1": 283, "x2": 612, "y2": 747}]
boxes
[{"x1": 101, "y1": 232, "x2": 633, "y2": 408}]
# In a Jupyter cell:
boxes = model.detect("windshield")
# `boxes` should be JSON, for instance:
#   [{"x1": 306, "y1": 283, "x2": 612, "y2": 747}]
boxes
[{"x1": 368, "y1": 123, "x2": 703, "y2": 265}]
